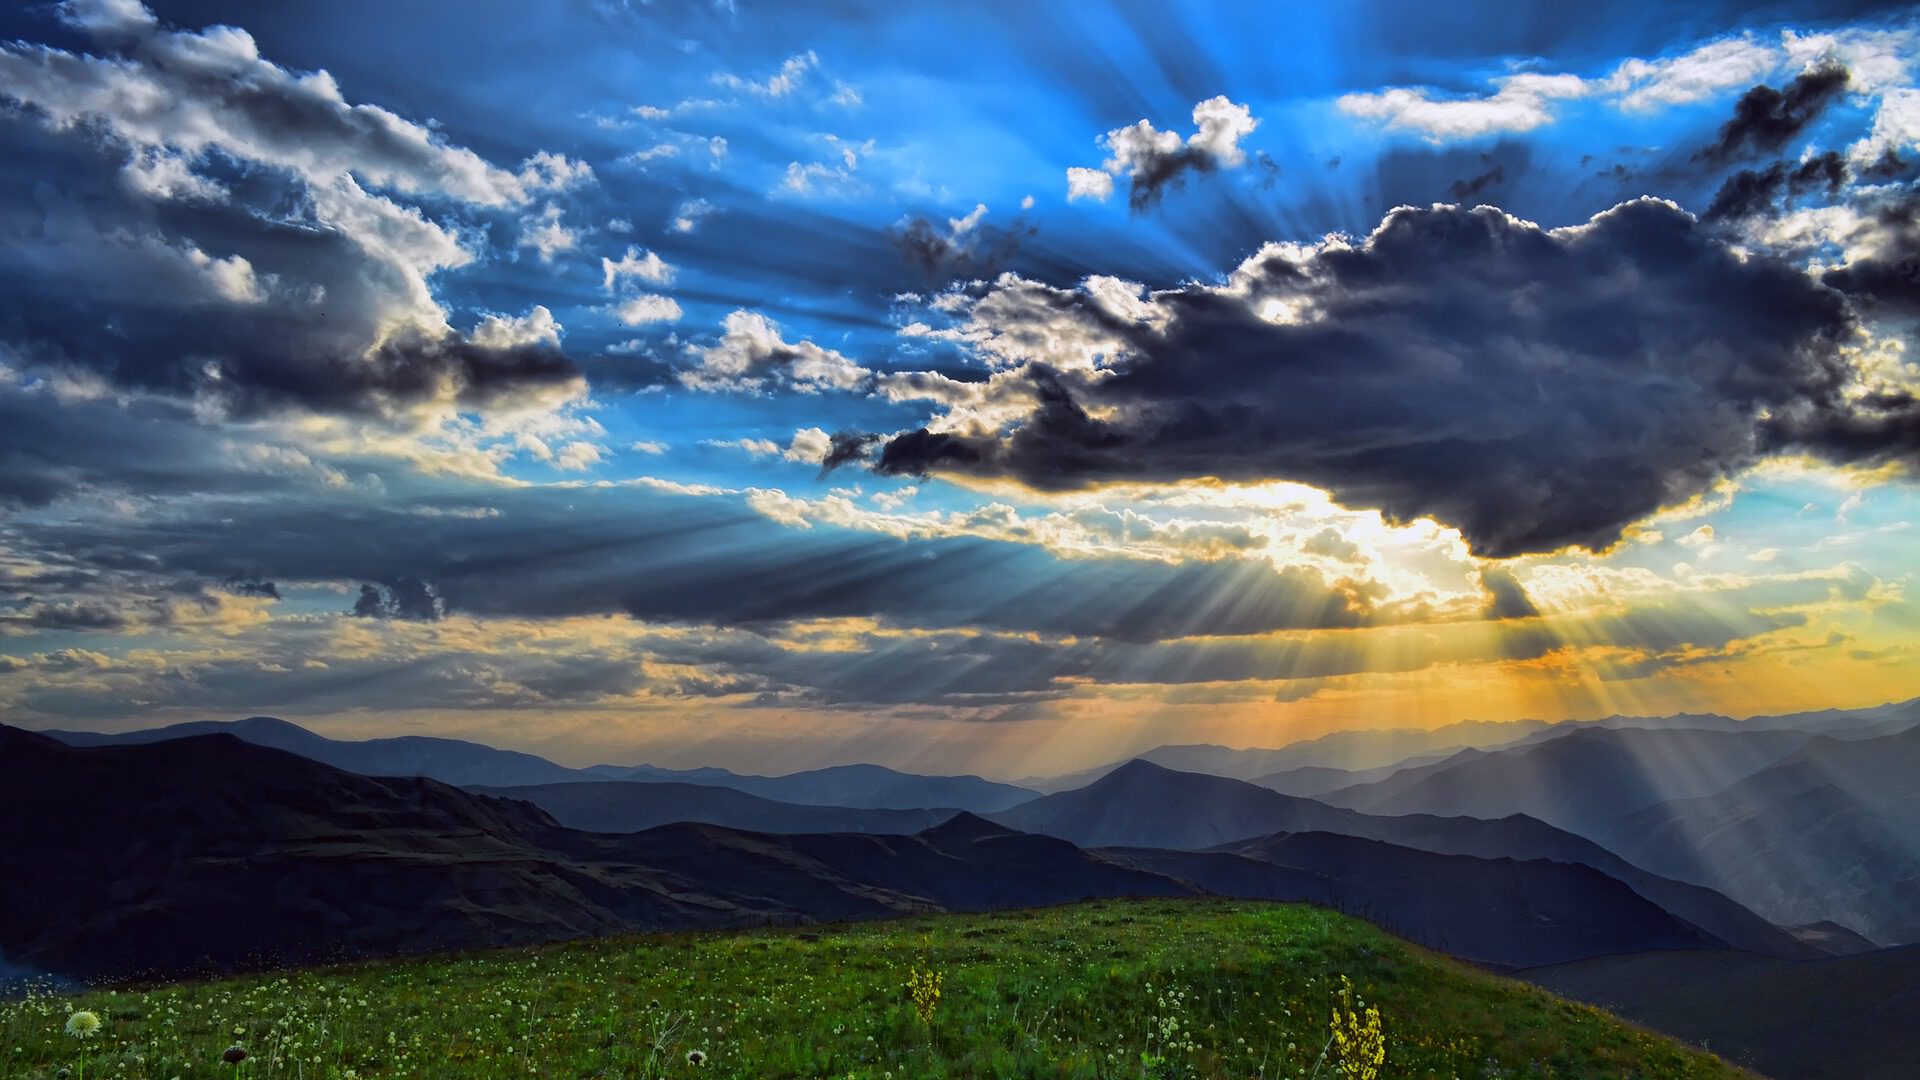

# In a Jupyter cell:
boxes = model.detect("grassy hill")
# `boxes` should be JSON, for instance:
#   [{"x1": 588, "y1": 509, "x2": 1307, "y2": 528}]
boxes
[{"x1": 0, "y1": 899, "x2": 1741, "y2": 1079}]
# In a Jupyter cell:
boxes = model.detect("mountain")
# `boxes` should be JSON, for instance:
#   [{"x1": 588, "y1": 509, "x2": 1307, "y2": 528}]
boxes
[
  {"x1": 1316, "y1": 726, "x2": 1818, "y2": 835},
  {"x1": 1249, "y1": 759, "x2": 1440, "y2": 797},
  {"x1": 471, "y1": 780, "x2": 958, "y2": 834},
  {"x1": 1134, "y1": 832, "x2": 1721, "y2": 969},
  {"x1": 0, "y1": 726, "x2": 1763, "y2": 980},
  {"x1": 40, "y1": 717, "x2": 1041, "y2": 813},
  {"x1": 1601, "y1": 725, "x2": 1920, "y2": 944},
  {"x1": 991, "y1": 759, "x2": 1366, "y2": 848},
  {"x1": 42, "y1": 715, "x2": 588, "y2": 788},
  {"x1": 990, "y1": 759, "x2": 1820, "y2": 958},
  {"x1": 604, "y1": 761, "x2": 1038, "y2": 813},
  {"x1": 0, "y1": 727, "x2": 1163, "y2": 979},
  {"x1": 1523, "y1": 945, "x2": 1920, "y2": 1080}
]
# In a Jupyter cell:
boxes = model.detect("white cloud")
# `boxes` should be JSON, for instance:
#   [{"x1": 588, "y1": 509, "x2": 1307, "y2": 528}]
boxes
[
  {"x1": 519, "y1": 203, "x2": 578, "y2": 263},
  {"x1": 601, "y1": 246, "x2": 675, "y2": 291},
  {"x1": 1852, "y1": 86, "x2": 1920, "y2": 165},
  {"x1": 1067, "y1": 97, "x2": 1258, "y2": 201},
  {"x1": 683, "y1": 310, "x2": 871, "y2": 393},
  {"x1": 670, "y1": 198, "x2": 717, "y2": 233},
  {"x1": 613, "y1": 294, "x2": 684, "y2": 325},
  {"x1": 713, "y1": 51, "x2": 818, "y2": 97},
  {"x1": 783, "y1": 426, "x2": 833, "y2": 464},
  {"x1": 1338, "y1": 72, "x2": 1590, "y2": 140},
  {"x1": 517, "y1": 150, "x2": 595, "y2": 191},
  {"x1": 1339, "y1": 25, "x2": 1920, "y2": 141},
  {"x1": 470, "y1": 305, "x2": 563, "y2": 349},
  {"x1": 1066, "y1": 166, "x2": 1116, "y2": 202}
]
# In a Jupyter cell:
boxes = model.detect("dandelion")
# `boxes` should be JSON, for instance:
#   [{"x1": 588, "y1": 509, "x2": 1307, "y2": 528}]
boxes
[
  {"x1": 64, "y1": 1011, "x2": 102, "y2": 1038},
  {"x1": 685, "y1": 1048, "x2": 708, "y2": 1066}
]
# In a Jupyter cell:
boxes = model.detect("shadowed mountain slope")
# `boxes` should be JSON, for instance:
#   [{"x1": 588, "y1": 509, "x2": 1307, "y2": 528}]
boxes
[
  {"x1": 988, "y1": 759, "x2": 1819, "y2": 957},
  {"x1": 1523, "y1": 945, "x2": 1920, "y2": 1080},
  {"x1": 1601, "y1": 725, "x2": 1920, "y2": 945},
  {"x1": 470, "y1": 780, "x2": 958, "y2": 835}
]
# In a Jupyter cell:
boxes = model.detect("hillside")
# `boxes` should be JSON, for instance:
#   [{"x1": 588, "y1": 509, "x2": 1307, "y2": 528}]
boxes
[
  {"x1": 1523, "y1": 945, "x2": 1920, "y2": 1080},
  {"x1": 470, "y1": 779, "x2": 958, "y2": 834},
  {"x1": 0, "y1": 899, "x2": 1746, "y2": 1080}
]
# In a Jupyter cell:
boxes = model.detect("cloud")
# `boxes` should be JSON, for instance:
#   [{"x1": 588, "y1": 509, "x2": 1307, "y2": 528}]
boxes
[
  {"x1": 864, "y1": 199, "x2": 1909, "y2": 558},
  {"x1": 1338, "y1": 26, "x2": 1905, "y2": 142},
  {"x1": 670, "y1": 198, "x2": 717, "y2": 233},
  {"x1": 713, "y1": 50, "x2": 818, "y2": 98},
  {"x1": 520, "y1": 203, "x2": 579, "y2": 262},
  {"x1": 613, "y1": 295, "x2": 684, "y2": 325},
  {"x1": 1338, "y1": 72, "x2": 1590, "y2": 141},
  {"x1": 0, "y1": 1, "x2": 588, "y2": 427},
  {"x1": 1067, "y1": 96, "x2": 1259, "y2": 209},
  {"x1": 601, "y1": 247, "x2": 674, "y2": 290},
  {"x1": 891, "y1": 203, "x2": 1034, "y2": 283},
  {"x1": 681, "y1": 310, "x2": 872, "y2": 393},
  {"x1": 1446, "y1": 161, "x2": 1507, "y2": 200},
  {"x1": 4, "y1": 3, "x2": 547, "y2": 207},
  {"x1": 1479, "y1": 566, "x2": 1540, "y2": 619},
  {"x1": 1703, "y1": 151, "x2": 1846, "y2": 220},
  {"x1": 1695, "y1": 64, "x2": 1850, "y2": 164}
]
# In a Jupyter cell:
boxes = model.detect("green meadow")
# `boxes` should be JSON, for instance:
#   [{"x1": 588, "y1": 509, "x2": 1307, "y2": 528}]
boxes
[{"x1": 1, "y1": 899, "x2": 1741, "y2": 1080}]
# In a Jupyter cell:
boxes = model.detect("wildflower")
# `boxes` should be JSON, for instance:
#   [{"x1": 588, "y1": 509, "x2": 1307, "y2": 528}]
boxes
[
  {"x1": 906, "y1": 967, "x2": 943, "y2": 1025},
  {"x1": 65, "y1": 1010, "x2": 102, "y2": 1038},
  {"x1": 222, "y1": 1044, "x2": 249, "y2": 1064},
  {"x1": 685, "y1": 1048, "x2": 708, "y2": 1066}
]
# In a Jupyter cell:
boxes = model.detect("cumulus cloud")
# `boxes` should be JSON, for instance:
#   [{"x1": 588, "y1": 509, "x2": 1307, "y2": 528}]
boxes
[
  {"x1": 0, "y1": 1, "x2": 588, "y2": 427},
  {"x1": 601, "y1": 246, "x2": 675, "y2": 291},
  {"x1": 1067, "y1": 96, "x2": 1259, "y2": 209},
  {"x1": 861, "y1": 199, "x2": 1916, "y2": 557},
  {"x1": 613, "y1": 295, "x2": 684, "y2": 325},
  {"x1": 681, "y1": 311, "x2": 872, "y2": 393}
]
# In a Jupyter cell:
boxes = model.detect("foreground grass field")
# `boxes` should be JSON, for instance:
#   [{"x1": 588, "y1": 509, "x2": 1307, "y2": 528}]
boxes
[{"x1": 1, "y1": 899, "x2": 1742, "y2": 1079}]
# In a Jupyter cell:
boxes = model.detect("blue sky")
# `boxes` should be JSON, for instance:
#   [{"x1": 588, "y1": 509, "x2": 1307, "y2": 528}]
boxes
[{"x1": 0, "y1": 0, "x2": 1915, "y2": 775}]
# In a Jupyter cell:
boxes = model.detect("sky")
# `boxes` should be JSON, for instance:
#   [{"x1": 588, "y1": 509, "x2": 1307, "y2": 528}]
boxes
[{"x1": 0, "y1": 0, "x2": 1917, "y2": 778}]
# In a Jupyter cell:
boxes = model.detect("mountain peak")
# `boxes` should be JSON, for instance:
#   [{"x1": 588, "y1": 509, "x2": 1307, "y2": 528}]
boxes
[{"x1": 920, "y1": 811, "x2": 1018, "y2": 843}]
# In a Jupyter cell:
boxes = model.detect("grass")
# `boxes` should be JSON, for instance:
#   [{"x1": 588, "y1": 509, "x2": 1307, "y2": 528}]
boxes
[{"x1": 0, "y1": 898, "x2": 1745, "y2": 1079}]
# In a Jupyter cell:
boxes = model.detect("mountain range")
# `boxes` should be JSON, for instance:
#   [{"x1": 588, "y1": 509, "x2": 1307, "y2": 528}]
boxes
[
  {"x1": 0, "y1": 725, "x2": 1780, "y2": 978},
  {"x1": 42, "y1": 715, "x2": 1036, "y2": 813}
]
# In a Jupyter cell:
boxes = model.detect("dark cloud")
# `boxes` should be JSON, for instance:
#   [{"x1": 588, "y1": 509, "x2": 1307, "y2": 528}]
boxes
[
  {"x1": 890, "y1": 214, "x2": 1035, "y2": 285},
  {"x1": 1480, "y1": 567, "x2": 1540, "y2": 620},
  {"x1": 227, "y1": 580, "x2": 282, "y2": 600},
  {"x1": 1703, "y1": 151, "x2": 1846, "y2": 221},
  {"x1": 6, "y1": 485, "x2": 1387, "y2": 643},
  {"x1": 1446, "y1": 162, "x2": 1506, "y2": 201},
  {"x1": 1818, "y1": 186, "x2": 1920, "y2": 315},
  {"x1": 871, "y1": 199, "x2": 1887, "y2": 557},
  {"x1": 1126, "y1": 144, "x2": 1219, "y2": 211},
  {"x1": 350, "y1": 579, "x2": 443, "y2": 621},
  {"x1": 818, "y1": 431, "x2": 880, "y2": 474},
  {"x1": 1695, "y1": 64, "x2": 1850, "y2": 165}
]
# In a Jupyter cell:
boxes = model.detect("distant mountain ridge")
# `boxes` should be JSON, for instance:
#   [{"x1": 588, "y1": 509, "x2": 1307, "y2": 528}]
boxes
[
  {"x1": 989, "y1": 759, "x2": 1823, "y2": 958},
  {"x1": 40, "y1": 716, "x2": 1038, "y2": 813}
]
